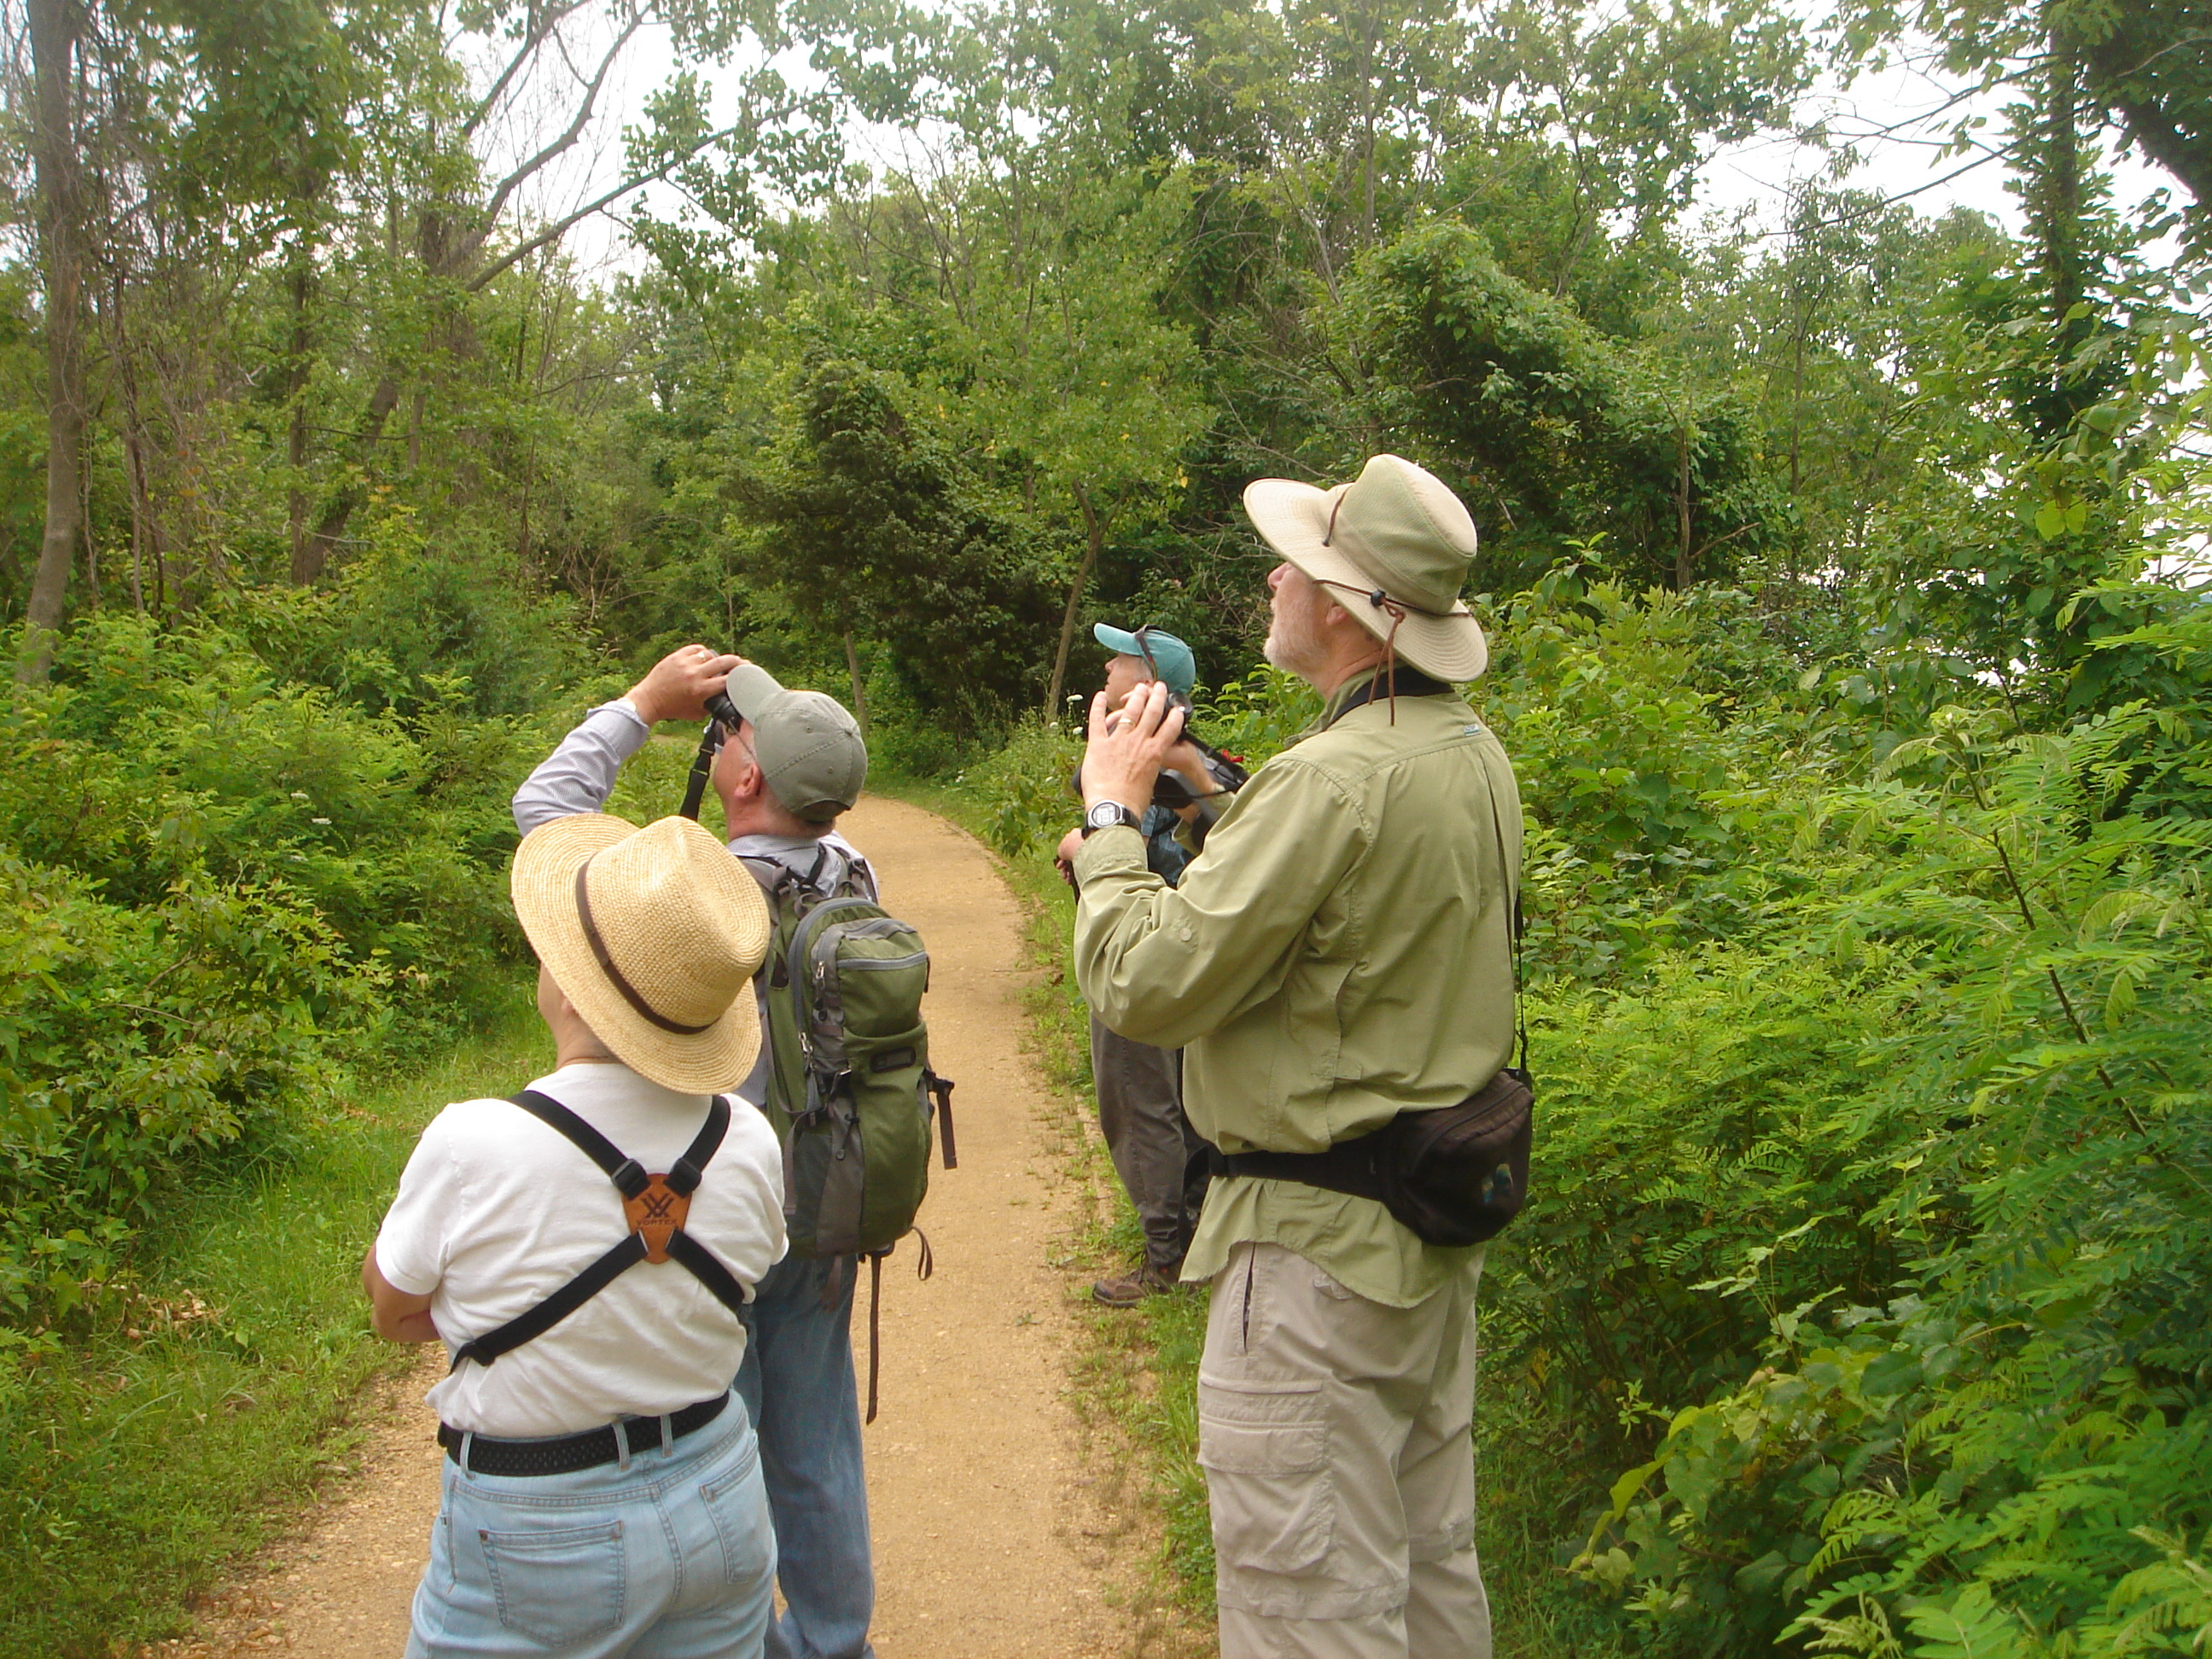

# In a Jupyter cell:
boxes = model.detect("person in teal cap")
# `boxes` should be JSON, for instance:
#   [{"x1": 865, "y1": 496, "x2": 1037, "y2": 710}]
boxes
[{"x1": 1057, "y1": 623, "x2": 1241, "y2": 1302}]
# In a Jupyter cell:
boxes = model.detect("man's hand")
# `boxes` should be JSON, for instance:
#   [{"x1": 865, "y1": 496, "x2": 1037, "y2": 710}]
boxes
[
  {"x1": 626, "y1": 644, "x2": 746, "y2": 725},
  {"x1": 362, "y1": 1247, "x2": 439, "y2": 1344},
  {"x1": 1163, "y1": 737, "x2": 1212, "y2": 792},
  {"x1": 1082, "y1": 679, "x2": 1185, "y2": 815}
]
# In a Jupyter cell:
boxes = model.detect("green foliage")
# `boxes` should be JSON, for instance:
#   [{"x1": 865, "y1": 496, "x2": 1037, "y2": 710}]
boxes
[
  {"x1": 1556, "y1": 700, "x2": 2212, "y2": 1656},
  {"x1": 963, "y1": 719, "x2": 1084, "y2": 859},
  {"x1": 0, "y1": 585, "x2": 538, "y2": 1331},
  {"x1": 0, "y1": 1001, "x2": 543, "y2": 1655},
  {"x1": 1345, "y1": 222, "x2": 1784, "y2": 588}
]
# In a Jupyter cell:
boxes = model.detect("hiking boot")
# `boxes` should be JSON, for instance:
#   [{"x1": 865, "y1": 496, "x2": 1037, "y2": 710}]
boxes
[{"x1": 1091, "y1": 1266, "x2": 1179, "y2": 1307}]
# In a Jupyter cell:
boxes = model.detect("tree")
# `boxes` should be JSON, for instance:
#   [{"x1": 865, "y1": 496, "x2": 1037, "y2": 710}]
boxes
[
  {"x1": 1347, "y1": 222, "x2": 1778, "y2": 587},
  {"x1": 18, "y1": 0, "x2": 91, "y2": 677}
]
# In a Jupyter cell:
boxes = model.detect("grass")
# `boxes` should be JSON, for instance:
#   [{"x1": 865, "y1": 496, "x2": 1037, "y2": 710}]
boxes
[{"x1": 0, "y1": 992, "x2": 544, "y2": 1658}]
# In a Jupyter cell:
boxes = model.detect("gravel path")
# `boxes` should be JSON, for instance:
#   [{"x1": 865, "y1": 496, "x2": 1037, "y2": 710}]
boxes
[{"x1": 160, "y1": 794, "x2": 1155, "y2": 1659}]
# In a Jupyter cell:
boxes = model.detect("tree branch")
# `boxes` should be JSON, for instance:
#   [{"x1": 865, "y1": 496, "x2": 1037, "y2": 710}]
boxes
[
  {"x1": 464, "y1": 15, "x2": 641, "y2": 265},
  {"x1": 463, "y1": 103, "x2": 790, "y2": 292},
  {"x1": 461, "y1": 0, "x2": 593, "y2": 140}
]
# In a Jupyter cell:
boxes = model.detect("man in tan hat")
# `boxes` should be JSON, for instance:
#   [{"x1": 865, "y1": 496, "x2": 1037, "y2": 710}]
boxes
[
  {"x1": 513, "y1": 647, "x2": 887, "y2": 1659},
  {"x1": 364, "y1": 812, "x2": 787, "y2": 1656},
  {"x1": 1068, "y1": 455, "x2": 1522, "y2": 1659}
]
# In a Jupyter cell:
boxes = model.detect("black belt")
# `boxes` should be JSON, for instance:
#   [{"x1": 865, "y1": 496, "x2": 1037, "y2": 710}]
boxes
[
  {"x1": 438, "y1": 1392, "x2": 730, "y2": 1477},
  {"x1": 1210, "y1": 1135, "x2": 1389, "y2": 1199}
]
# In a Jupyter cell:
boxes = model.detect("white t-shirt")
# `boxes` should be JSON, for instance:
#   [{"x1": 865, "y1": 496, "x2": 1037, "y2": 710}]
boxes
[{"x1": 375, "y1": 1062, "x2": 787, "y2": 1437}]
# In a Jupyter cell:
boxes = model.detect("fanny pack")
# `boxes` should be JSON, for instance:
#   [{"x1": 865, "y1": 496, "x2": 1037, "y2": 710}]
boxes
[
  {"x1": 1208, "y1": 679, "x2": 1534, "y2": 1247},
  {"x1": 1212, "y1": 1066, "x2": 1533, "y2": 1247}
]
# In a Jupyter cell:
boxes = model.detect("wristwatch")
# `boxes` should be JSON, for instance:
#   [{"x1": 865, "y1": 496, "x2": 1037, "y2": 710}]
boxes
[{"x1": 1082, "y1": 800, "x2": 1144, "y2": 837}]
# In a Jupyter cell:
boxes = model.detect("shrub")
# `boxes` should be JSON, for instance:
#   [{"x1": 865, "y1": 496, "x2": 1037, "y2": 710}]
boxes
[{"x1": 0, "y1": 595, "x2": 538, "y2": 1330}]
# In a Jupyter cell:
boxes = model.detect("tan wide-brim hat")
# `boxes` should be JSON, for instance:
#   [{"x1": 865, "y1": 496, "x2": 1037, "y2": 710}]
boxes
[
  {"x1": 1243, "y1": 453, "x2": 1489, "y2": 681},
  {"x1": 512, "y1": 813, "x2": 771, "y2": 1093}
]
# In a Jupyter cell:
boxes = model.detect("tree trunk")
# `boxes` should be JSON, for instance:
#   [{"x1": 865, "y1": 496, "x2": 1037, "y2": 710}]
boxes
[
  {"x1": 20, "y1": 0, "x2": 90, "y2": 679},
  {"x1": 1674, "y1": 410, "x2": 1695, "y2": 591},
  {"x1": 841, "y1": 629, "x2": 870, "y2": 740},
  {"x1": 2042, "y1": 26, "x2": 2087, "y2": 323},
  {"x1": 298, "y1": 371, "x2": 402, "y2": 581},
  {"x1": 1046, "y1": 484, "x2": 1106, "y2": 723},
  {"x1": 285, "y1": 237, "x2": 318, "y2": 583}
]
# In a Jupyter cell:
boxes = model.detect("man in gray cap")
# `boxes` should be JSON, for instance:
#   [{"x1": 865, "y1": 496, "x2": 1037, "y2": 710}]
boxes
[
  {"x1": 1068, "y1": 457, "x2": 1522, "y2": 1659},
  {"x1": 515, "y1": 644, "x2": 884, "y2": 1659}
]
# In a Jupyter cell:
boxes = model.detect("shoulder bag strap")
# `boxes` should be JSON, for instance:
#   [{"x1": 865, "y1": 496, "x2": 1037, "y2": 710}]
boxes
[{"x1": 1482, "y1": 769, "x2": 1529, "y2": 1074}]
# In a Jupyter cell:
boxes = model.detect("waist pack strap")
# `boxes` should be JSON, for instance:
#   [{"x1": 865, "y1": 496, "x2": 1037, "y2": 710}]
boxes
[{"x1": 1215, "y1": 1132, "x2": 1389, "y2": 1202}]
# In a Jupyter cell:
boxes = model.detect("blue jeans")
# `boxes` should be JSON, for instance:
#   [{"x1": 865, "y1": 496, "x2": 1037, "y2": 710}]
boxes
[
  {"x1": 734, "y1": 1254, "x2": 876, "y2": 1659},
  {"x1": 406, "y1": 1398, "x2": 775, "y2": 1658}
]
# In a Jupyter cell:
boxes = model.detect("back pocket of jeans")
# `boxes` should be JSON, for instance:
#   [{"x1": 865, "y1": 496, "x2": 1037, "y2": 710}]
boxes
[
  {"x1": 700, "y1": 1454, "x2": 773, "y2": 1586},
  {"x1": 1196, "y1": 1377, "x2": 1333, "y2": 1574},
  {"x1": 478, "y1": 1517, "x2": 625, "y2": 1647}
]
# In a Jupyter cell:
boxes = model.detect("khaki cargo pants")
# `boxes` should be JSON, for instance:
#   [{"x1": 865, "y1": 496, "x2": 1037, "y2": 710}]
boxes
[{"x1": 1200, "y1": 1242, "x2": 1488, "y2": 1659}]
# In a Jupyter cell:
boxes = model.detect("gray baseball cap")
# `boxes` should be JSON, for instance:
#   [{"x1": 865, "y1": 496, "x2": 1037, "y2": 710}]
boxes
[{"x1": 722, "y1": 664, "x2": 867, "y2": 823}]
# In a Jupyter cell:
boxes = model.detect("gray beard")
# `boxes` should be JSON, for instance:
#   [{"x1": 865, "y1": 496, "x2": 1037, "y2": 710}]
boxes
[{"x1": 1264, "y1": 608, "x2": 1326, "y2": 678}]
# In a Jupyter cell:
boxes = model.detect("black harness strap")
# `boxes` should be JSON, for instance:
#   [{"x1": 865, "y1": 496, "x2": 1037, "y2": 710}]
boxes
[
  {"x1": 505, "y1": 1089, "x2": 650, "y2": 1196},
  {"x1": 665, "y1": 1229, "x2": 748, "y2": 1318},
  {"x1": 667, "y1": 1095, "x2": 732, "y2": 1196},
  {"x1": 449, "y1": 1233, "x2": 649, "y2": 1371},
  {"x1": 1322, "y1": 665, "x2": 1449, "y2": 729},
  {"x1": 448, "y1": 1092, "x2": 744, "y2": 1372}
]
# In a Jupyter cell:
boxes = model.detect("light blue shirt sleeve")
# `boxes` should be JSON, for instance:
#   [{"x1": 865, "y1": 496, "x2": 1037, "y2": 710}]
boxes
[{"x1": 512, "y1": 702, "x2": 653, "y2": 835}]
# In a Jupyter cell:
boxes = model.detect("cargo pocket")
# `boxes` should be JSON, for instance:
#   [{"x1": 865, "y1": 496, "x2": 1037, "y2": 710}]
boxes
[
  {"x1": 1196, "y1": 1377, "x2": 1333, "y2": 1575},
  {"x1": 478, "y1": 1518, "x2": 625, "y2": 1648}
]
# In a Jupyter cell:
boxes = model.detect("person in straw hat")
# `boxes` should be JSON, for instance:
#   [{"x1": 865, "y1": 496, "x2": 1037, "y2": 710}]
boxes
[
  {"x1": 1068, "y1": 455, "x2": 1523, "y2": 1659},
  {"x1": 511, "y1": 645, "x2": 885, "y2": 1659},
  {"x1": 363, "y1": 811, "x2": 787, "y2": 1658}
]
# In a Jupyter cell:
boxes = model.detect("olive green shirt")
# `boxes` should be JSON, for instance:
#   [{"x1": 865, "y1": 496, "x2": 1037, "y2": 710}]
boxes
[{"x1": 1072, "y1": 678, "x2": 1522, "y2": 1307}]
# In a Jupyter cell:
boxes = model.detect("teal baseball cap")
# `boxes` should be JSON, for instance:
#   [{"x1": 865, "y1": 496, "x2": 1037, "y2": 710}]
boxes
[{"x1": 1093, "y1": 624, "x2": 1196, "y2": 696}]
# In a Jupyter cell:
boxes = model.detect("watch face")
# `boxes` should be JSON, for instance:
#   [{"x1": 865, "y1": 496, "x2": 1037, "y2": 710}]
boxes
[{"x1": 1087, "y1": 801, "x2": 1131, "y2": 830}]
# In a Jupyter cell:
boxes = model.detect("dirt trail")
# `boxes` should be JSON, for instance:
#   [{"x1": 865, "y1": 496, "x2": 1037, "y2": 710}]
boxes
[{"x1": 165, "y1": 795, "x2": 1148, "y2": 1659}]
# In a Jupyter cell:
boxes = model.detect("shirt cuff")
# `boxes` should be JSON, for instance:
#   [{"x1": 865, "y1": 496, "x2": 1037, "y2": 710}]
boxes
[
  {"x1": 1072, "y1": 823, "x2": 1148, "y2": 884},
  {"x1": 598, "y1": 698, "x2": 649, "y2": 731}
]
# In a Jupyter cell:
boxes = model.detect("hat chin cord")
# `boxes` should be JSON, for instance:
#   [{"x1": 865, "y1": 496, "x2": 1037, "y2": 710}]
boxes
[{"x1": 1314, "y1": 578, "x2": 1424, "y2": 723}]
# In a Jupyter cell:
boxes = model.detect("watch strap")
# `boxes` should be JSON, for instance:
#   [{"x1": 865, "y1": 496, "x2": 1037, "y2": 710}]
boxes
[{"x1": 1083, "y1": 801, "x2": 1143, "y2": 836}]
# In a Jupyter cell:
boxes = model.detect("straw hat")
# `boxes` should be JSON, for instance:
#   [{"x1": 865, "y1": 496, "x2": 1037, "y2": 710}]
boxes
[
  {"x1": 512, "y1": 814, "x2": 771, "y2": 1092},
  {"x1": 1243, "y1": 454, "x2": 1488, "y2": 681}
]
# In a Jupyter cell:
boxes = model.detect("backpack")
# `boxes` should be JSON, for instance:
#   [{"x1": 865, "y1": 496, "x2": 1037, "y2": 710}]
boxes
[
  {"x1": 447, "y1": 1091, "x2": 750, "y2": 1371},
  {"x1": 739, "y1": 851, "x2": 958, "y2": 1264}
]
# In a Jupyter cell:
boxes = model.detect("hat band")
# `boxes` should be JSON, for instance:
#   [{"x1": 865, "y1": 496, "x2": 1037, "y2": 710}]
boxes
[
  {"x1": 1315, "y1": 577, "x2": 1457, "y2": 620},
  {"x1": 573, "y1": 858, "x2": 716, "y2": 1037}
]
